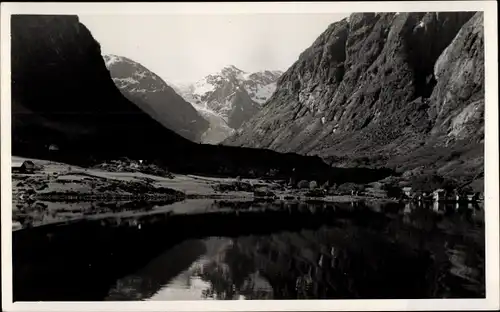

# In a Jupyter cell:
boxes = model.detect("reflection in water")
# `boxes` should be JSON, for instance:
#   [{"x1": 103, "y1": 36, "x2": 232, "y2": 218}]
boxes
[
  {"x1": 105, "y1": 239, "x2": 210, "y2": 300},
  {"x1": 99, "y1": 201, "x2": 485, "y2": 300},
  {"x1": 14, "y1": 199, "x2": 485, "y2": 300},
  {"x1": 12, "y1": 199, "x2": 178, "y2": 230},
  {"x1": 108, "y1": 237, "x2": 275, "y2": 301}
]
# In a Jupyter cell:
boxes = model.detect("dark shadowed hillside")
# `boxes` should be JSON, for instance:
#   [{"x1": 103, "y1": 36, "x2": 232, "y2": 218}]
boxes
[
  {"x1": 103, "y1": 55, "x2": 209, "y2": 142},
  {"x1": 225, "y1": 12, "x2": 484, "y2": 187},
  {"x1": 10, "y1": 15, "x2": 392, "y2": 185},
  {"x1": 11, "y1": 15, "x2": 191, "y2": 163}
]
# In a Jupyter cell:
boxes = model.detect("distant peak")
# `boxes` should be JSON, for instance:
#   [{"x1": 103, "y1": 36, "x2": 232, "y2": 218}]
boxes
[
  {"x1": 222, "y1": 64, "x2": 243, "y2": 72},
  {"x1": 218, "y1": 65, "x2": 247, "y2": 80}
]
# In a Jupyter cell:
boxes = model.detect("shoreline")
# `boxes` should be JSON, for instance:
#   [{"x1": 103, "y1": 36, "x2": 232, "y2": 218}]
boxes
[{"x1": 8, "y1": 156, "x2": 414, "y2": 231}]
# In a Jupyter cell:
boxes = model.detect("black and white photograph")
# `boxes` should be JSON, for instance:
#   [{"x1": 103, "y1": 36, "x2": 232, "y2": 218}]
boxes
[{"x1": 1, "y1": 1, "x2": 498, "y2": 311}]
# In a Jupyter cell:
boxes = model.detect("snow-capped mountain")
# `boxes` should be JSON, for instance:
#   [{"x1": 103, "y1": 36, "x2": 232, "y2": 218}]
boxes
[
  {"x1": 103, "y1": 54, "x2": 209, "y2": 142},
  {"x1": 174, "y1": 65, "x2": 282, "y2": 143}
]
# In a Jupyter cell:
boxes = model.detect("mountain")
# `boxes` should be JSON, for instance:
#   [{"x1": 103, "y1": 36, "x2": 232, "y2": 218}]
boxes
[
  {"x1": 225, "y1": 12, "x2": 484, "y2": 186},
  {"x1": 175, "y1": 66, "x2": 283, "y2": 143},
  {"x1": 10, "y1": 15, "x2": 191, "y2": 164},
  {"x1": 103, "y1": 54, "x2": 209, "y2": 142},
  {"x1": 12, "y1": 15, "x2": 390, "y2": 185}
]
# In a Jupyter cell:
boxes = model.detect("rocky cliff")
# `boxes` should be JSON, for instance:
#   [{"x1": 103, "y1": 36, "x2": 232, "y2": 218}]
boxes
[
  {"x1": 225, "y1": 12, "x2": 484, "y2": 184},
  {"x1": 103, "y1": 55, "x2": 209, "y2": 142}
]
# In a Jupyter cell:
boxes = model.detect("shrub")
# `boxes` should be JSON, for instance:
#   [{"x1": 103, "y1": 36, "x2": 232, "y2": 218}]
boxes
[
  {"x1": 267, "y1": 169, "x2": 279, "y2": 177},
  {"x1": 297, "y1": 180, "x2": 309, "y2": 189},
  {"x1": 410, "y1": 174, "x2": 458, "y2": 193},
  {"x1": 460, "y1": 185, "x2": 474, "y2": 194},
  {"x1": 309, "y1": 180, "x2": 318, "y2": 189},
  {"x1": 336, "y1": 183, "x2": 364, "y2": 194}
]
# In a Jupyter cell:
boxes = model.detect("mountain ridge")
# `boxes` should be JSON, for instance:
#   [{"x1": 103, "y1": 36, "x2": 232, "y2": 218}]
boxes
[
  {"x1": 225, "y1": 12, "x2": 484, "y2": 186},
  {"x1": 103, "y1": 54, "x2": 209, "y2": 142}
]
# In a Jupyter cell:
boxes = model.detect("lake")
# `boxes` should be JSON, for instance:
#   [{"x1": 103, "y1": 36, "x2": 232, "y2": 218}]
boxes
[{"x1": 12, "y1": 199, "x2": 485, "y2": 301}]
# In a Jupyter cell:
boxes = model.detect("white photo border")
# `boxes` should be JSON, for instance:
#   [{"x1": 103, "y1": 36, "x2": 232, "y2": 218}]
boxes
[{"x1": 1, "y1": 1, "x2": 498, "y2": 311}]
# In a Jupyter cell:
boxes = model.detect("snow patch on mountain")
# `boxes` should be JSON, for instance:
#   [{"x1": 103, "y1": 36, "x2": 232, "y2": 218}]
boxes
[
  {"x1": 182, "y1": 66, "x2": 282, "y2": 107},
  {"x1": 104, "y1": 54, "x2": 167, "y2": 93},
  {"x1": 172, "y1": 65, "x2": 282, "y2": 144},
  {"x1": 104, "y1": 54, "x2": 121, "y2": 67},
  {"x1": 113, "y1": 77, "x2": 140, "y2": 87},
  {"x1": 192, "y1": 78, "x2": 216, "y2": 97}
]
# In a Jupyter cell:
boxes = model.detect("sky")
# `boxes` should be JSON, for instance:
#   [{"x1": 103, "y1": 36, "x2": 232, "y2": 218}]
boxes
[{"x1": 79, "y1": 13, "x2": 348, "y2": 85}]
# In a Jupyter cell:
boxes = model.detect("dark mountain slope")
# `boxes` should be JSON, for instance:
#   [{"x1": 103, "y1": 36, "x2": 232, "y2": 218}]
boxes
[
  {"x1": 225, "y1": 12, "x2": 483, "y2": 185},
  {"x1": 11, "y1": 15, "x2": 191, "y2": 164},
  {"x1": 11, "y1": 15, "x2": 392, "y2": 185},
  {"x1": 103, "y1": 55, "x2": 209, "y2": 142}
]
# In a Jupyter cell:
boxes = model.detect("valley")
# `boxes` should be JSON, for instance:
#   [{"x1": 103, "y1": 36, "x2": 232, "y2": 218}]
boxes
[
  {"x1": 7, "y1": 10, "x2": 487, "y2": 302},
  {"x1": 9, "y1": 12, "x2": 485, "y2": 231}
]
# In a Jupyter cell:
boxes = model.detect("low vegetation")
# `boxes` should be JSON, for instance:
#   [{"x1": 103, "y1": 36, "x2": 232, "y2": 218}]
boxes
[{"x1": 93, "y1": 158, "x2": 174, "y2": 178}]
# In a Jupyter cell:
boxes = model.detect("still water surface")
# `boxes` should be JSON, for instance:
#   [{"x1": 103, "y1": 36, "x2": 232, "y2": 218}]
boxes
[
  {"x1": 13, "y1": 200, "x2": 485, "y2": 300},
  {"x1": 104, "y1": 200, "x2": 484, "y2": 300}
]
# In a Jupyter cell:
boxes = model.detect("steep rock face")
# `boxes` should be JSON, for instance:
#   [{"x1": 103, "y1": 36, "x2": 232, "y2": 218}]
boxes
[
  {"x1": 390, "y1": 12, "x2": 484, "y2": 185},
  {"x1": 176, "y1": 66, "x2": 282, "y2": 143},
  {"x1": 429, "y1": 13, "x2": 484, "y2": 141},
  {"x1": 11, "y1": 15, "x2": 191, "y2": 162},
  {"x1": 226, "y1": 12, "x2": 483, "y2": 182},
  {"x1": 103, "y1": 55, "x2": 209, "y2": 142}
]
